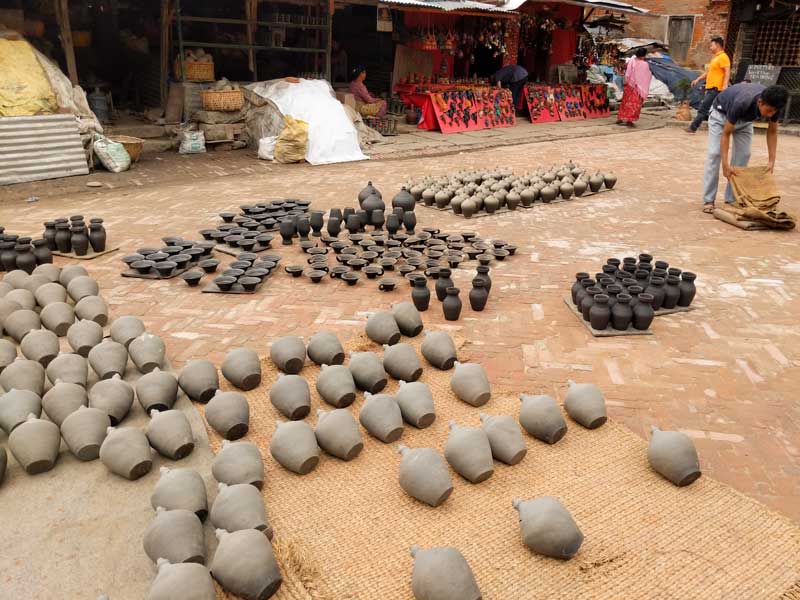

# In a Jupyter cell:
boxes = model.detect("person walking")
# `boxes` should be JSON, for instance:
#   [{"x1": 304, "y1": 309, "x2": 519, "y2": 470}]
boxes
[
  {"x1": 701, "y1": 83, "x2": 789, "y2": 213},
  {"x1": 687, "y1": 37, "x2": 731, "y2": 133},
  {"x1": 492, "y1": 64, "x2": 529, "y2": 112},
  {"x1": 617, "y1": 48, "x2": 651, "y2": 127}
]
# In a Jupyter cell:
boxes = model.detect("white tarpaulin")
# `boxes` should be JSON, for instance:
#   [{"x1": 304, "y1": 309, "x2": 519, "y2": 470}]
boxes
[{"x1": 247, "y1": 78, "x2": 367, "y2": 165}]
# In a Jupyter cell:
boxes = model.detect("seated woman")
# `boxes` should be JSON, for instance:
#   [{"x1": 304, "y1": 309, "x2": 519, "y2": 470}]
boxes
[{"x1": 349, "y1": 66, "x2": 387, "y2": 118}]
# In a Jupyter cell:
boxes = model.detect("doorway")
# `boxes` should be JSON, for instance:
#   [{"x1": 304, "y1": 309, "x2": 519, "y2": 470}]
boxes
[{"x1": 668, "y1": 16, "x2": 695, "y2": 63}]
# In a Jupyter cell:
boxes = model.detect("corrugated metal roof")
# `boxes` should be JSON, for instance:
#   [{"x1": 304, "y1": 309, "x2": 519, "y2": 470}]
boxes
[
  {"x1": 0, "y1": 114, "x2": 89, "y2": 186},
  {"x1": 381, "y1": 0, "x2": 515, "y2": 13},
  {"x1": 499, "y1": 0, "x2": 650, "y2": 15}
]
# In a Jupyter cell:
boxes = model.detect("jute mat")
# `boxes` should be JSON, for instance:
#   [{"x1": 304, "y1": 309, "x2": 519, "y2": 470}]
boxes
[{"x1": 195, "y1": 332, "x2": 800, "y2": 600}]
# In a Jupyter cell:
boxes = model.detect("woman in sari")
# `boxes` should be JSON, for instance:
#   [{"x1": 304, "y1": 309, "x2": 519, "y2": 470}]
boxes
[
  {"x1": 617, "y1": 48, "x2": 651, "y2": 127},
  {"x1": 349, "y1": 66, "x2": 387, "y2": 118}
]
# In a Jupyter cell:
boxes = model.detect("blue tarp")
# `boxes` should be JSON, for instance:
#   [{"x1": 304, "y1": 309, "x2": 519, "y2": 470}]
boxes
[{"x1": 646, "y1": 58, "x2": 703, "y2": 107}]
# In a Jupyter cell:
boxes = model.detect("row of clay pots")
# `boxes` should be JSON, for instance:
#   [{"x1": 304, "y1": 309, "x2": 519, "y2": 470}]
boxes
[
  {"x1": 0, "y1": 229, "x2": 55, "y2": 274},
  {"x1": 121, "y1": 237, "x2": 217, "y2": 279},
  {"x1": 38, "y1": 216, "x2": 107, "y2": 256}
]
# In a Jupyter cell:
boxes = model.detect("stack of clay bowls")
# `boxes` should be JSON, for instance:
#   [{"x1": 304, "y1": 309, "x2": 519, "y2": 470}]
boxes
[{"x1": 121, "y1": 237, "x2": 215, "y2": 279}]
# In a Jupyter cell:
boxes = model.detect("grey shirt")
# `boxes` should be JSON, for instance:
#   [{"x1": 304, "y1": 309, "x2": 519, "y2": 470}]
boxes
[{"x1": 714, "y1": 82, "x2": 779, "y2": 124}]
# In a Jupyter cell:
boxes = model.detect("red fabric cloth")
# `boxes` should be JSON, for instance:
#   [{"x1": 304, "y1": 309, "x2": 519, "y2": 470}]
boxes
[{"x1": 618, "y1": 84, "x2": 644, "y2": 123}]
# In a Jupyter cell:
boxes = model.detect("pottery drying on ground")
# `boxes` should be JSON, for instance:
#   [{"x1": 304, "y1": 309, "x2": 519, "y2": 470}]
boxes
[
  {"x1": 360, "y1": 392, "x2": 404, "y2": 443},
  {"x1": 33, "y1": 281, "x2": 67, "y2": 307},
  {"x1": 518, "y1": 394, "x2": 567, "y2": 444},
  {"x1": 410, "y1": 545, "x2": 481, "y2": 600},
  {"x1": 392, "y1": 302, "x2": 424, "y2": 337},
  {"x1": 147, "y1": 559, "x2": 215, "y2": 600},
  {"x1": 444, "y1": 421, "x2": 494, "y2": 484},
  {"x1": 130, "y1": 333, "x2": 167, "y2": 374},
  {"x1": 212, "y1": 440, "x2": 265, "y2": 489},
  {"x1": 8, "y1": 414, "x2": 61, "y2": 474},
  {"x1": 221, "y1": 347, "x2": 261, "y2": 391},
  {"x1": 0, "y1": 338, "x2": 17, "y2": 372},
  {"x1": 60, "y1": 406, "x2": 110, "y2": 461},
  {"x1": 59, "y1": 264, "x2": 88, "y2": 288},
  {"x1": 563, "y1": 380, "x2": 607, "y2": 429},
  {"x1": 512, "y1": 496, "x2": 583, "y2": 560},
  {"x1": 88, "y1": 340, "x2": 128, "y2": 380},
  {"x1": 306, "y1": 331, "x2": 345, "y2": 366},
  {"x1": 450, "y1": 362, "x2": 491, "y2": 407},
  {"x1": 365, "y1": 311, "x2": 402, "y2": 346},
  {"x1": 88, "y1": 374, "x2": 135, "y2": 426},
  {"x1": 178, "y1": 360, "x2": 219, "y2": 403},
  {"x1": 348, "y1": 351, "x2": 388, "y2": 394},
  {"x1": 136, "y1": 368, "x2": 179, "y2": 413},
  {"x1": 151, "y1": 467, "x2": 209, "y2": 521},
  {"x1": 0, "y1": 389, "x2": 42, "y2": 434},
  {"x1": 66, "y1": 275, "x2": 99, "y2": 302},
  {"x1": 269, "y1": 336, "x2": 306, "y2": 374},
  {"x1": 205, "y1": 390, "x2": 249, "y2": 439},
  {"x1": 42, "y1": 381, "x2": 87, "y2": 426},
  {"x1": 315, "y1": 408, "x2": 364, "y2": 461},
  {"x1": 647, "y1": 426, "x2": 702, "y2": 486},
  {"x1": 0, "y1": 447, "x2": 5, "y2": 485},
  {"x1": 210, "y1": 529, "x2": 282, "y2": 600},
  {"x1": 315, "y1": 364, "x2": 357, "y2": 408},
  {"x1": 67, "y1": 319, "x2": 103, "y2": 356},
  {"x1": 143, "y1": 507, "x2": 206, "y2": 565},
  {"x1": 110, "y1": 315, "x2": 146, "y2": 348},
  {"x1": 210, "y1": 482, "x2": 272, "y2": 538},
  {"x1": 147, "y1": 409, "x2": 195, "y2": 460},
  {"x1": 479, "y1": 413, "x2": 527, "y2": 465},
  {"x1": 100, "y1": 426, "x2": 154, "y2": 480},
  {"x1": 0, "y1": 358, "x2": 45, "y2": 395},
  {"x1": 269, "y1": 374, "x2": 311, "y2": 419},
  {"x1": 46, "y1": 352, "x2": 88, "y2": 387},
  {"x1": 39, "y1": 302, "x2": 74, "y2": 336},
  {"x1": 5, "y1": 288, "x2": 36, "y2": 311},
  {"x1": 20, "y1": 329, "x2": 59, "y2": 367},
  {"x1": 270, "y1": 420, "x2": 320, "y2": 475},
  {"x1": 395, "y1": 380, "x2": 436, "y2": 429},
  {"x1": 74, "y1": 295, "x2": 108, "y2": 326},
  {"x1": 421, "y1": 331, "x2": 458, "y2": 370},
  {"x1": 382, "y1": 343, "x2": 423, "y2": 382},
  {"x1": 4, "y1": 308, "x2": 40, "y2": 342},
  {"x1": 398, "y1": 446, "x2": 453, "y2": 507}
]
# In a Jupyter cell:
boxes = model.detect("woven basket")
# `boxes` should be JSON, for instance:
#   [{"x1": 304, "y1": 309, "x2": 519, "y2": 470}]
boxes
[
  {"x1": 200, "y1": 89, "x2": 244, "y2": 112},
  {"x1": 109, "y1": 135, "x2": 144, "y2": 163},
  {"x1": 184, "y1": 61, "x2": 214, "y2": 82}
]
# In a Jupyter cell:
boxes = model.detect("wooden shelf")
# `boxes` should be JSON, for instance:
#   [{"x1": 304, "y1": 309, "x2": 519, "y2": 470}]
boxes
[
  {"x1": 179, "y1": 16, "x2": 328, "y2": 30},
  {"x1": 178, "y1": 40, "x2": 325, "y2": 53}
]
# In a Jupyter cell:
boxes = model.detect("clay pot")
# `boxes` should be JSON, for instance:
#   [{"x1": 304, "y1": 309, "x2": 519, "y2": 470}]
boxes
[
  {"x1": 33, "y1": 281, "x2": 67, "y2": 307},
  {"x1": 147, "y1": 559, "x2": 215, "y2": 600},
  {"x1": 60, "y1": 406, "x2": 110, "y2": 460},
  {"x1": 468, "y1": 279, "x2": 489, "y2": 312},
  {"x1": 8, "y1": 415, "x2": 61, "y2": 474},
  {"x1": 0, "y1": 388, "x2": 42, "y2": 434},
  {"x1": 678, "y1": 272, "x2": 697, "y2": 307},
  {"x1": 365, "y1": 311, "x2": 401, "y2": 346},
  {"x1": 434, "y1": 267, "x2": 453, "y2": 301},
  {"x1": 398, "y1": 445, "x2": 452, "y2": 507},
  {"x1": 210, "y1": 482, "x2": 272, "y2": 538},
  {"x1": 573, "y1": 179, "x2": 588, "y2": 197},
  {"x1": 411, "y1": 278, "x2": 430, "y2": 311},
  {"x1": 210, "y1": 529, "x2": 282, "y2": 600},
  {"x1": 348, "y1": 351, "x2": 388, "y2": 394},
  {"x1": 212, "y1": 440, "x2": 264, "y2": 489},
  {"x1": 147, "y1": 409, "x2": 195, "y2": 460},
  {"x1": 137, "y1": 368, "x2": 179, "y2": 413},
  {"x1": 89, "y1": 375, "x2": 134, "y2": 425},
  {"x1": 360, "y1": 392, "x2": 404, "y2": 443},
  {"x1": 46, "y1": 352, "x2": 88, "y2": 387},
  {"x1": 206, "y1": 391, "x2": 249, "y2": 439},
  {"x1": 611, "y1": 293, "x2": 633, "y2": 330},
  {"x1": 450, "y1": 362, "x2": 491, "y2": 407},
  {"x1": 518, "y1": 394, "x2": 567, "y2": 444},
  {"x1": 269, "y1": 336, "x2": 306, "y2": 374},
  {"x1": 151, "y1": 467, "x2": 209, "y2": 521},
  {"x1": 512, "y1": 496, "x2": 583, "y2": 559},
  {"x1": 382, "y1": 342, "x2": 423, "y2": 382},
  {"x1": 66, "y1": 275, "x2": 99, "y2": 302},
  {"x1": 269, "y1": 374, "x2": 311, "y2": 419},
  {"x1": 588, "y1": 174, "x2": 603, "y2": 192},
  {"x1": 110, "y1": 315, "x2": 146, "y2": 348},
  {"x1": 99, "y1": 426, "x2": 153, "y2": 480},
  {"x1": 74, "y1": 295, "x2": 108, "y2": 326},
  {"x1": 40, "y1": 301, "x2": 75, "y2": 336},
  {"x1": 442, "y1": 287, "x2": 462, "y2": 321},
  {"x1": 461, "y1": 199, "x2": 477, "y2": 218},
  {"x1": 4, "y1": 308, "x2": 41, "y2": 342},
  {"x1": 589, "y1": 294, "x2": 611, "y2": 330},
  {"x1": 326, "y1": 216, "x2": 341, "y2": 238},
  {"x1": 390, "y1": 302, "x2": 422, "y2": 337},
  {"x1": 403, "y1": 211, "x2": 417, "y2": 233},
  {"x1": 421, "y1": 331, "x2": 458, "y2": 370},
  {"x1": 540, "y1": 186, "x2": 558, "y2": 203},
  {"x1": 480, "y1": 413, "x2": 527, "y2": 465},
  {"x1": 633, "y1": 293, "x2": 655, "y2": 330},
  {"x1": 316, "y1": 364, "x2": 357, "y2": 408},
  {"x1": 178, "y1": 360, "x2": 219, "y2": 403},
  {"x1": 648, "y1": 426, "x2": 702, "y2": 486},
  {"x1": 603, "y1": 173, "x2": 617, "y2": 189},
  {"x1": 6, "y1": 287, "x2": 35, "y2": 310},
  {"x1": 315, "y1": 408, "x2": 364, "y2": 461},
  {"x1": 130, "y1": 333, "x2": 167, "y2": 374},
  {"x1": 57, "y1": 264, "x2": 87, "y2": 288},
  {"x1": 444, "y1": 421, "x2": 494, "y2": 483},
  {"x1": 0, "y1": 358, "x2": 45, "y2": 395},
  {"x1": 564, "y1": 380, "x2": 607, "y2": 429},
  {"x1": 392, "y1": 187, "x2": 416, "y2": 213},
  {"x1": 395, "y1": 381, "x2": 435, "y2": 429},
  {"x1": 270, "y1": 420, "x2": 320, "y2": 474},
  {"x1": 0, "y1": 338, "x2": 16, "y2": 373},
  {"x1": 143, "y1": 507, "x2": 205, "y2": 564},
  {"x1": 662, "y1": 275, "x2": 681, "y2": 310},
  {"x1": 307, "y1": 331, "x2": 345, "y2": 366},
  {"x1": 20, "y1": 329, "x2": 59, "y2": 366},
  {"x1": 67, "y1": 319, "x2": 103, "y2": 356},
  {"x1": 88, "y1": 340, "x2": 128, "y2": 380},
  {"x1": 410, "y1": 545, "x2": 481, "y2": 600},
  {"x1": 359, "y1": 182, "x2": 382, "y2": 205},
  {"x1": 3, "y1": 269, "x2": 30, "y2": 289}
]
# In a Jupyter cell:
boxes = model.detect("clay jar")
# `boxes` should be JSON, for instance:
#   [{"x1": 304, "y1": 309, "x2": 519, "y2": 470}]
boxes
[
  {"x1": 0, "y1": 339, "x2": 17, "y2": 373},
  {"x1": 611, "y1": 293, "x2": 633, "y2": 331},
  {"x1": 392, "y1": 302, "x2": 424, "y2": 337},
  {"x1": 100, "y1": 426, "x2": 153, "y2": 480},
  {"x1": 60, "y1": 406, "x2": 110, "y2": 461},
  {"x1": 0, "y1": 389, "x2": 42, "y2": 434},
  {"x1": 206, "y1": 390, "x2": 250, "y2": 439},
  {"x1": 435, "y1": 267, "x2": 454, "y2": 301},
  {"x1": 0, "y1": 358, "x2": 45, "y2": 396},
  {"x1": 20, "y1": 329, "x2": 59, "y2": 367},
  {"x1": 678, "y1": 272, "x2": 697, "y2": 307},
  {"x1": 130, "y1": 333, "x2": 167, "y2": 373},
  {"x1": 564, "y1": 380, "x2": 607, "y2": 429},
  {"x1": 315, "y1": 364, "x2": 356, "y2": 408},
  {"x1": 633, "y1": 293, "x2": 655, "y2": 331},
  {"x1": 444, "y1": 421, "x2": 494, "y2": 483},
  {"x1": 365, "y1": 311, "x2": 401, "y2": 346},
  {"x1": 210, "y1": 529, "x2": 282, "y2": 600},
  {"x1": 152, "y1": 467, "x2": 209, "y2": 520},
  {"x1": 442, "y1": 287, "x2": 462, "y2": 321},
  {"x1": 88, "y1": 340, "x2": 129, "y2": 380},
  {"x1": 42, "y1": 381, "x2": 87, "y2": 426},
  {"x1": 469, "y1": 279, "x2": 489, "y2": 312},
  {"x1": 589, "y1": 294, "x2": 611, "y2": 330},
  {"x1": 269, "y1": 336, "x2": 306, "y2": 374},
  {"x1": 4, "y1": 308, "x2": 40, "y2": 342},
  {"x1": 143, "y1": 507, "x2": 205, "y2": 565},
  {"x1": 178, "y1": 360, "x2": 219, "y2": 403},
  {"x1": 307, "y1": 331, "x2": 345, "y2": 366},
  {"x1": 398, "y1": 446, "x2": 452, "y2": 507},
  {"x1": 147, "y1": 409, "x2": 195, "y2": 460},
  {"x1": 269, "y1": 374, "x2": 311, "y2": 419},
  {"x1": 360, "y1": 392, "x2": 404, "y2": 443},
  {"x1": 512, "y1": 496, "x2": 583, "y2": 560},
  {"x1": 75, "y1": 295, "x2": 109, "y2": 326},
  {"x1": 212, "y1": 440, "x2": 264, "y2": 488},
  {"x1": 221, "y1": 347, "x2": 261, "y2": 391},
  {"x1": 394, "y1": 381, "x2": 435, "y2": 429},
  {"x1": 662, "y1": 275, "x2": 681, "y2": 310},
  {"x1": 136, "y1": 368, "x2": 179, "y2": 413},
  {"x1": 411, "y1": 278, "x2": 431, "y2": 311},
  {"x1": 315, "y1": 409, "x2": 364, "y2": 461},
  {"x1": 383, "y1": 343, "x2": 422, "y2": 382},
  {"x1": 33, "y1": 281, "x2": 67, "y2": 306},
  {"x1": 8, "y1": 415, "x2": 61, "y2": 474},
  {"x1": 67, "y1": 319, "x2": 103, "y2": 356},
  {"x1": 46, "y1": 352, "x2": 88, "y2": 387},
  {"x1": 348, "y1": 351, "x2": 388, "y2": 394},
  {"x1": 270, "y1": 420, "x2": 320, "y2": 474},
  {"x1": 410, "y1": 545, "x2": 481, "y2": 600},
  {"x1": 110, "y1": 315, "x2": 146, "y2": 349},
  {"x1": 66, "y1": 275, "x2": 99, "y2": 302},
  {"x1": 40, "y1": 302, "x2": 75, "y2": 336},
  {"x1": 519, "y1": 394, "x2": 567, "y2": 444},
  {"x1": 147, "y1": 560, "x2": 215, "y2": 600},
  {"x1": 479, "y1": 413, "x2": 527, "y2": 465},
  {"x1": 421, "y1": 331, "x2": 458, "y2": 370},
  {"x1": 210, "y1": 482, "x2": 272, "y2": 538},
  {"x1": 450, "y1": 362, "x2": 491, "y2": 407},
  {"x1": 647, "y1": 426, "x2": 702, "y2": 486}
]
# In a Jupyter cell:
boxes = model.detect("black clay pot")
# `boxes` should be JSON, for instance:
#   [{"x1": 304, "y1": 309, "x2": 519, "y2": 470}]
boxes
[
  {"x1": 279, "y1": 220, "x2": 295, "y2": 245},
  {"x1": 89, "y1": 223, "x2": 107, "y2": 253},
  {"x1": 475, "y1": 265, "x2": 492, "y2": 295},
  {"x1": 346, "y1": 215, "x2": 360, "y2": 235},
  {"x1": 43, "y1": 222, "x2": 58, "y2": 250},
  {"x1": 386, "y1": 214, "x2": 400, "y2": 236},
  {"x1": 309, "y1": 211, "x2": 324, "y2": 236},
  {"x1": 571, "y1": 272, "x2": 590, "y2": 305},
  {"x1": 442, "y1": 287, "x2": 462, "y2": 321},
  {"x1": 14, "y1": 244, "x2": 36, "y2": 274},
  {"x1": 70, "y1": 226, "x2": 89, "y2": 256},
  {"x1": 55, "y1": 223, "x2": 72, "y2": 253},
  {"x1": 411, "y1": 277, "x2": 430, "y2": 311},
  {"x1": 327, "y1": 217, "x2": 342, "y2": 238},
  {"x1": 662, "y1": 275, "x2": 681, "y2": 309},
  {"x1": 296, "y1": 217, "x2": 311, "y2": 241},
  {"x1": 0, "y1": 241, "x2": 16, "y2": 271},
  {"x1": 589, "y1": 294, "x2": 611, "y2": 330},
  {"x1": 469, "y1": 278, "x2": 489, "y2": 311},
  {"x1": 581, "y1": 286, "x2": 602, "y2": 322},
  {"x1": 633, "y1": 293, "x2": 655, "y2": 330},
  {"x1": 678, "y1": 272, "x2": 697, "y2": 307},
  {"x1": 611, "y1": 293, "x2": 633, "y2": 330},
  {"x1": 402, "y1": 211, "x2": 417, "y2": 234},
  {"x1": 32, "y1": 239, "x2": 53, "y2": 265},
  {"x1": 645, "y1": 276, "x2": 666, "y2": 311},
  {"x1": 435, "y1": 267, "x2": 453, "y2": 301}
]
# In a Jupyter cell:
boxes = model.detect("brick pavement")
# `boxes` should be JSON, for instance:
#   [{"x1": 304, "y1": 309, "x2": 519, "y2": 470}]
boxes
[{"x1": 1, "y1": 126, "x2": 798, "y2": 522}]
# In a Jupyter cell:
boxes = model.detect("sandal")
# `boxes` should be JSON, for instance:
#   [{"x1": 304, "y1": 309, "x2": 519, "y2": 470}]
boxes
[{"x1": 702, "y1": 204, "x2": 715, "y2": 214}]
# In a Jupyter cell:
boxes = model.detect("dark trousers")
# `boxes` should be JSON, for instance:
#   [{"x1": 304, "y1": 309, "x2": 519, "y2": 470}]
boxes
[
  {"x1": 690, "y1": 87, "x2": 720, "y2": 131},
  {"x1": 506, "y1": 79, "x2": 526, "y2": 111}
]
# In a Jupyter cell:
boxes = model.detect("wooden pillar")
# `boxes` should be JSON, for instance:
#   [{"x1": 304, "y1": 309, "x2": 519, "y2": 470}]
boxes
[
  {"x1": 160, "y1": 0, "x2": 172, "y2": 108},
  {"x1": 246, "y1": 0, "x2": 257, "y2": 80},
  {"x1": 54, "y1": 0, "x2": 79, "y2": 85}
]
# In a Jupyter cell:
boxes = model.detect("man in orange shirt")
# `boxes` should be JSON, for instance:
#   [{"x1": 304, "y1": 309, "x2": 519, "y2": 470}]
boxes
[{"x1": 687, "y1": 37, "x2": 731, "y2": 133}]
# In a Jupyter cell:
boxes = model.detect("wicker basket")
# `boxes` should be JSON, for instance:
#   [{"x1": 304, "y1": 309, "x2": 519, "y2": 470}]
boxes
[
  {"x1": 200, "y1": 89, "x2": 245, "y2": 112},
  {"x1": 109, "y1": 135, "x2": 144, "y2": 163},
  {"x1": 184, "y1": 61, "x2": 215, "y2": 82}
]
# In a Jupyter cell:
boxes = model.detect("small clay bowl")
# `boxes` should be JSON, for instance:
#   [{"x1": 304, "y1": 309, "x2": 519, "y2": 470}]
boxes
[
  {"x1": 386, "y1": 239, "x2": 402, "y2": 248},
  {"x1": 242, "y1": 222, "x2": 260, "y2": 231},
  {"x1": 477, "y1": 254, "x2": 494, "y2": 266},
  {"x1": 238, "y1": 276, "x2": 261, "y2": 292},
  {"x1": 406, "y1": 257, "x2": 424, "y2": 268},
  {"x1": 161, "y1": 246, "x2": 183, "y2": 256},
  {"x1": 305, "y1": 269, "x2": 325, "y2": 283},
  {"x1": 181, "y1": 271, "x2": 203, "y2": 287},
  {"x1": 263, "y1": 254, "x2": 281, "y2": 264},
  {"x1": 424, "y1": 267, "x2": 440, "y2": 279},
  {"x1": 122, "y1": 254, "x2": 144, "y2": 266},
  {"x1": 447, "y1": 257, "x2": 463, "y2": 269},
  {"x1": 335, "y1": 254, "x2": 350, "y2": 265},
  {"x1": 173, "y1": 254, "x2": 192, "y2": 269},
  {"x1": 255, "y1": 234, "x2": 274, "y2": 246},
  {"x1": 154, "y1": 261, "x2": 177, "y2": 277},
  {"x1": 231, "y1": 260, "x2": 253, "y2": 270},
  {"x1": 240, "y1": 205, "x2": 255, "y2": 214},
  {"x1": 361, "y1": 251, "x2": 379, "y2": 263},
  {"x1": 406, "y1": 273, "x2": 426, "y2": 286},
  {"x1": 217, "y1": 223, "x2": 236, "y2": 231},
  {"x1": 310, "y1": 263, "x2": 329, "y2": 273},
  {"x1": 224, "y1": 235, "x2": 243, "y2": 248},
  {"x1": 347, "y1": 258, "x2": 367, "y2": 271},
  {"x1": 162, "y1": 236, "x2": 181, "y2": 246},
  {"x1": 341, "y1": 247, "x2": 359, "y2": 256},
  {"x1": 359, "y1": 240, "x2": 374, "y2": 250},
  {"x1": 222, "y1": 268, "x2": 245, "y2": 278},
  {"x1": 245, "y1": 268, "x2": 269, "y2": 281},
  {"x1": 422, "y1": 227, "x2": 439, "y2": 235},
  {"x1": 330, "y1": 241, "x2": 347, "y2": 254},
  {"x1": 462, "y1": 231, "x2": 478, "y2": 240},
  {"x1": 377, "y1": 278, "x2": 397, "y2": 292},
  {"x1": 379, "y1": 258, "x2": 397, "y2": 271},
  {"x1": 210, "y1": 231, "x2": 228, "y2": 243},
  {"x1": 505, "y1": 244, "x2": 517, "y2": 256},
  {"x1": 199, "y1": 229, "x2": 217, "y2": 240},
  {"x1": 255, "y1": 260, "x2": 277, "y2": 272},
  {"x1": 308, "y1": 247, "x2": 328, "y2": 256},
  {"x1": 184, "y1": 247, "x2": 205, "y2": 261},
  {"x1": 214, "y1": 276, "x2": 236, "y2": 291},
  {"x1": 238, "y1": 239, "x2": 258, "y2": 252},
  {"x1": 299, "y1": 241, "x2": 316, "y2": 253},
  {"x1": 364, "y1": 265, "x2": 384, "y2": 279},
  {"x1": 348, "y1": 234, "x2": 364, "y2": 243},
  {"x1": 465, "y1": 248, "x2": 481, "y2": 260},
  {"x1": 220, "y1": 212, "x2": 236, "y2": 223},
  {"x1": 384, "y1": 250, "x2": 402, "y2": 259},
  {"x1": 330, "y1": 266, "x2": 351, "y2": 279},
  {"x1": 492, "y1": 240, "x2": 508, "y2": 249},
  {"x1": 341, "y1": 272, "x2": 360, "y2": 286},
  {"x1": 137, "y1": 247, "x2": 159, "y2": 256},
  {"x1": 131, "y1": 260, "x2": 155, "y2": 274},
  {"x1": 145, "y1": 252, "x2": 169, "y2": 263},
  {"x1": 285, "y1": 265, "x2": 304, "y2": 278},
  {"x1": 398, "y1": 265, "x2": 415, "y2": 276},
  {"x1": 493, "y1": 249, "x2": 510, "y2": 261},
  {"x1": 178, "y1": 240, "x2": 194, "y2": 250},
  {"x1": 238, "y1": 253, "x2": 258, "y2": 262},
  {"x1": 199, "y1": 259, "x2": 219, "y2": 273}
]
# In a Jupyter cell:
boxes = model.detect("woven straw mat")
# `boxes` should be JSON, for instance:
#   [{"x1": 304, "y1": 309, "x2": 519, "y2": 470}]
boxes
[{"x1": 193, "y1": 332, "x2": 800, "y2": 600}]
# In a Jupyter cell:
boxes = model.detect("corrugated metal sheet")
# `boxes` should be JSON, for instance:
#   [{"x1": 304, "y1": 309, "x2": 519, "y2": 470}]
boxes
[
  {"x1": 0, "y1": 114, "x2": 89, "y2": 186},
  {"x1": 381, "y1": 0, "x2": 515, "y2": 13},
  {"x1": 500, "y1": 0, "x2": 649, "y2": 15}
]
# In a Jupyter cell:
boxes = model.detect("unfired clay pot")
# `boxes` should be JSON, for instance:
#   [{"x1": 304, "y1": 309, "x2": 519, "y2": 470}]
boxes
[
  {"x1": 410, "y1": 545, "x2": 481, "y2": 600},
  {"x1": 647, "y1": 426, "x2": 702, "y2": 486},
  {"x1": 74, "y1": 295, "x2": 108, "y2": 326},
  {"x1": 0, "y1": 338, "x2": 18, "y2": 372},
  {"x1": 444, "y1": 421, "x2": 494, "y2": 483},
  {"x1": 212, "y1": 440, "x2": 265, "y2": 489},
  {"x1": 32, "y1": 263, "x2": 61, "y2": 283},
  {"x1": 66, "y1": 275, "x2": 99, "y2": 302},
  {"x1": 315, "y1": 364, "x2": 357, "y2": 408},
  {"x1": 147, "y1": 409, "x2": 195, "y2": 460},
  {"x1": 0, "y1": 358, "x2": 45, "y2": 395},
  {"x1": 563, "y1": 380, "x2": 607, "y2": 429},
  {"x1": 4, "y1": 308, "x2": 40, "y2": 342},
  {"x1": 383, "y1": 343, "x2": 423, "y2": 382},
  {"x1": 480, "y1": 413, "x2": 527, "y2": 465},
  {"x1": 269, "y1": 336, "x2": 306, "y2": 374},
  {"x1": 46, "y1": 352, "x2": 88, "y2": 387},
  {"x1": 136, "y1": 368, "x2": 179, "y2": 413},
  {"x1": 88, "y1": 340, "x2": 128, "y2": 380},
  {"x1": 205, "y1": 390, "x2": 250, "y2": 439},
  {"x1": 178, "y1": 360, "x2": 219, "y2": 403},
  {"x1": 143, "y1": 507, "x2": 205, "y2": 564},
  {"x1": 210, "y1": 482, "x2": 272, "y2": 538},
  {"x1": 0, "y1": 388, "x2": 42, "y2": 434},
  {"x1": 307, "y1": 331, "x2": 345, "y2": 366},
  {"x1": 365, "y1": 311, "x2": 401, "y2": 346},
  {"x1": 42, "y1": 381, "x2": 87, "y2": 426},
  {"x1": 395, "y1": 380, "x2": 436, "y2": 429},
  {"x1": 518, "y1": 394, "x2": 567, "y2": 444},
  {"x1": 20, "y1": 329, "x2": 59, "y2": 366},
  {"x1": 221, "y1": 347, "x2": 261, "y2": 391},
  {"x1": 89, "y1": 374, "x2": 134, "y2": 425},
  {"x1": 151, "y1": 467, "x2": 209, "y2": 521},
  {"x1": 60, "y1": 406, "x2": 110, "y2": 460},
  {"x1": 8, "y1": 414, "x2": 61, "y2": 474},
  {"x1": 58, "y1": 264, "x2": 88, "y2": 288},
  {"x1": 5, "y1": 289, "x2": 36, "y2": 310},
  {"x1": 315, "y1": 409, "x2": 364, "y2": 461},
  {"x1": 269, "y1": 374, "x2": 311, "y2": 420},
  {"x1": 392, "y1": 302, "x2": 424, "y2": 337},
  {"x1": 67, "y1": 319, "x2": 103, "y2": 356},
  {"x1": 147, "y1": 559, "x2": 215, "y2": 600},
  {"x1": 512, "y1": 496, "x2": 583, "y2": 560},
  {"x1": 110, "y1": 315, "x2": 146, "y2": 349},
  {"x1": 39, "y1": 302, "x2": 75, "y2": 336},
  {"x1": 421, "y1": 331, "x2": 458, "y2": 370},
  {"x1": 33, "y1": 281, "x2": 67, "y2": 307},
  {"x1": 348, "y1": 351, "x2": 388, "y2": 393},
  {"x1": 210, "y1": 529, "x2": 282, "y2": 600},
  {"x1": 398, "y1": 446, "x2": 453, "y2": 507},
  {"x1": 270, "y1": 420, "x2": 320, "y2": 475},
  {"x1": 360, "y1": 392, "x2": 404, "y2": 443},
  {"x1": 0, "y1": 446, "x2": 5, "y2": 485},
  {"x1": 129, "y1": 333, "x2": 167, "y2": 374},
  {"x1": 450, "y1": 362, "x2": 491, "y2": 407},
  {"x1": 100, "y1": 426, "x2": 153, "y2": 480}
]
